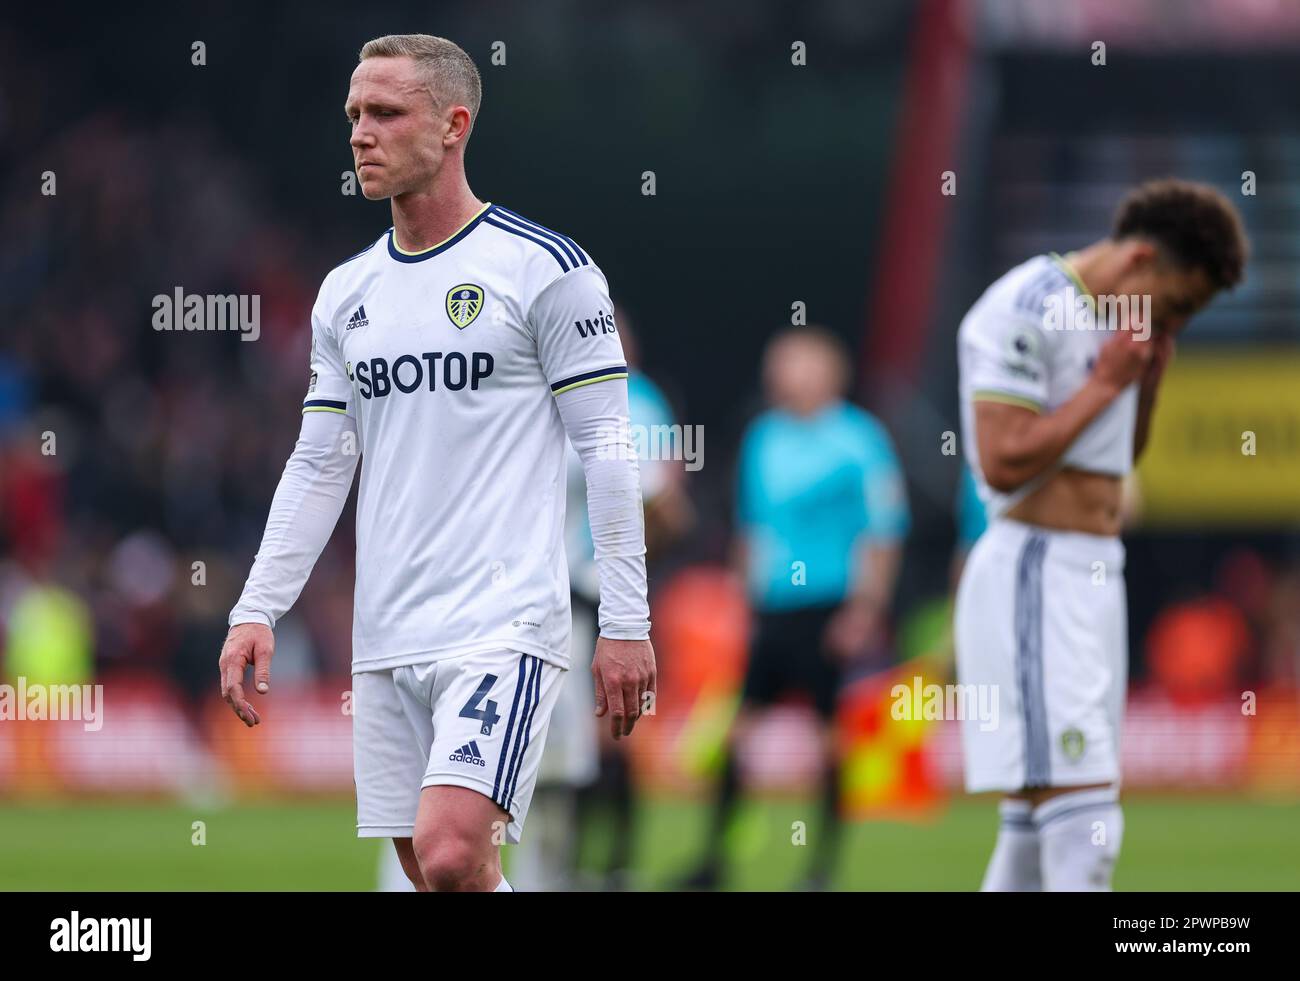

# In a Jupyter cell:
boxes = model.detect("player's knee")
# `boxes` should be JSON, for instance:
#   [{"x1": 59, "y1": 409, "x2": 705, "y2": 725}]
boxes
[
  {"x1": 1042, "y1": 828, "x2": 1121, "y2": 891},
  {"x1": 413, "y1": 828, "x2": 485, "y2": 892},
  {"x1": 1037, "y1": 788, "x2": 1123, "y2": 891}
]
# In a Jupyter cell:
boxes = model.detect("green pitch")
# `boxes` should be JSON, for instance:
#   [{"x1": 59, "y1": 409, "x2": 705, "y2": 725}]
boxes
[{"x1": 0, "y1": 793, "x2": 1296, "y2": 891}]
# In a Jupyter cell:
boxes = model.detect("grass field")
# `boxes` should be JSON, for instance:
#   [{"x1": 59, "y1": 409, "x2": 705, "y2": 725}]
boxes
[{"x1": 1, "y1": 792, "x2": 1297, "y2": 891}]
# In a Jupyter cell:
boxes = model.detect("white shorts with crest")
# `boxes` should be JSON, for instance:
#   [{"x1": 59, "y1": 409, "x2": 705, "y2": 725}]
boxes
[{"x1": 955, "y1": 518, "x2": 1127, "y2": 793}]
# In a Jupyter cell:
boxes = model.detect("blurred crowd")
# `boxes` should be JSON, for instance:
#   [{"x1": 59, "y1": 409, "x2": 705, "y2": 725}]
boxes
[{"x1": 0, "y1": 77, "x2": 359, "y2": 704}]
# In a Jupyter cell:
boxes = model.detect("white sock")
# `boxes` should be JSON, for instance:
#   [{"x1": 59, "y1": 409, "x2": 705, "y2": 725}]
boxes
[
  {"x1": 980, "y1": 798, "x2": 1041, "y2": 891},
  {"x1": 494, "y1": 875, "x2": 514, "y2": 893},
  {"x1": 1035, "y1": 786, "x2": 1123, "y2": 892}
]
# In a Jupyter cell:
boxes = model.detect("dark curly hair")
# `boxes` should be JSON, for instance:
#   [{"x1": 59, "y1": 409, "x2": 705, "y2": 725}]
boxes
[{"x1": 1112, "y1": 179, "x2": 1248, "y2": 291}]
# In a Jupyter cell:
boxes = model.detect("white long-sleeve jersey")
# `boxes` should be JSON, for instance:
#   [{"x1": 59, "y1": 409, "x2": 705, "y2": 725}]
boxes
[{"x1": 230, "y1": 203, "x2": 650, "y2": 671}]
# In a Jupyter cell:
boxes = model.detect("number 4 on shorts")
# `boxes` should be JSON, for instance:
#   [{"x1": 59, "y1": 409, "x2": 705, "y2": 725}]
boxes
[{"x1": 459, "y1": 674, "x2": 502, "y2": 736}]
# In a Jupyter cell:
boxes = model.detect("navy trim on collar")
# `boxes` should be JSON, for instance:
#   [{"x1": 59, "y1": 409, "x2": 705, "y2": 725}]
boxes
[{"x1": 387, "y1": 203, "x2": 494, "y2": 263}]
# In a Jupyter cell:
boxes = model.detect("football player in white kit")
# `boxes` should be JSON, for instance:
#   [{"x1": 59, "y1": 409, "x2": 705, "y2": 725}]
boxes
[
  {"x1": 955, "y1": 179, "x2": 1247, "y2": 891},
  {"x1": 219, "y1": 34, "x2": 655, "y2": 892}
]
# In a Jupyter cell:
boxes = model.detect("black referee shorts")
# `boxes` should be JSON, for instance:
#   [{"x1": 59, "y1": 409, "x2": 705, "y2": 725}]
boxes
[{"x1": 739, "y1": 602, "x2": 842, "y2": 721}]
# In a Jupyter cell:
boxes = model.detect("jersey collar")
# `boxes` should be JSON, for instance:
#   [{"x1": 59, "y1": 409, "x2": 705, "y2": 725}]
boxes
[
  {"x1": 1049, "y1": 251, "x2": 1096, "y2": 312},
  {"x1": 387, "y1": 202, "x2": 493, "y2": 263}
]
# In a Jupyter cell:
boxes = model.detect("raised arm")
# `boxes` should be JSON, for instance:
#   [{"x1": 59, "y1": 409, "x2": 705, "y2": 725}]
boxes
[{"x1": 974, "y1": 328, "x2": 1152, "y2": 493}]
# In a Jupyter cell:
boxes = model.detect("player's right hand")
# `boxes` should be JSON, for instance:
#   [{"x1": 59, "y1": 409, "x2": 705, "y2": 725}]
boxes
[
  {"x1": 1092, "y1": 326, "x2": 1155, "y2": 392},
  {"x1": 219, "y1": 622, "x2": 275, "y2": 727}
]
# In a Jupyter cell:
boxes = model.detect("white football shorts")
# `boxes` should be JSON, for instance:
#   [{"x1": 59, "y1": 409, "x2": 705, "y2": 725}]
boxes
[
  {"x1": 954, "y1": 517, "x2": 1127, "y2": 793},
  {"x1": 353, "y1": 648, "x2": 565, "y2": 844}
]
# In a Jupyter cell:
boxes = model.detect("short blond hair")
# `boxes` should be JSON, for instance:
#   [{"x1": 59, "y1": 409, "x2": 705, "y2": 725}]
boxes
[{"x1": 359, "y1": 34, "x2": 482, "y2": 125}]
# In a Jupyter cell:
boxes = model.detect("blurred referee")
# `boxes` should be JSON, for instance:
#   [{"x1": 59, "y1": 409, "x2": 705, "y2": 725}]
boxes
[{"x1": 680, "y1": 326, "x2": 909, "y2": 890}]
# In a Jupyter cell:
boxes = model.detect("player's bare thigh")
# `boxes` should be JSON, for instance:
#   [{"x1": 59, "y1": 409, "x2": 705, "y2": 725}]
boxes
[{"x1": 411, "y1": 785, "x2": 510, "y2": 892}]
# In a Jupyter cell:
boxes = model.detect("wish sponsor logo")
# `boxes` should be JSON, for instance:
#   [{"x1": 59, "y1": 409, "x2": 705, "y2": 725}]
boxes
[
  {"x1": 50, "y1": 911, "x2": 151, "y2": 961},
  {"x1": 0, "y1": 677, "x2": 104, "y2": 731},
  {"x1": 151, "y1": 288, "x2": 261, "y2": 342},
  {"x1": 573, "y1": 308, "x2": 616, "y2": 338}
]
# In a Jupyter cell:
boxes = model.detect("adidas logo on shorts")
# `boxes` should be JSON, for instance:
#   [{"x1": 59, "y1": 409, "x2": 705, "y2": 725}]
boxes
[{"x1": 449, "y1": 740, "x2": 487, "y2": 767}]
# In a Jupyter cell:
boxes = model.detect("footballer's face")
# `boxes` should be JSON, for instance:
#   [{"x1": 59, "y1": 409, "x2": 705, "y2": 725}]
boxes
[
  {"x1": 1148, "y1": 264, "x2": 1216, "y2": 340},
  {"x1": 346, "y1": 57, "x2": 461, "y2": 200},
  {"x1": 1112, "y1": 247, "x2": 1217, "y2": 340}
]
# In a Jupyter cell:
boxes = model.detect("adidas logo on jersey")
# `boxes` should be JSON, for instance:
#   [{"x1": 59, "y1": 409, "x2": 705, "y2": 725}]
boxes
[
  {"x1": 448, "y1": 740, "x2": 487, "y2": 767},
  {"x1": 345, "y1": 305, "x2": 370, "y2": 330}
]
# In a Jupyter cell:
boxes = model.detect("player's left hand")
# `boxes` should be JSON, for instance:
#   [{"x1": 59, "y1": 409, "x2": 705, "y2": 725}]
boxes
[{"x1": 591, "y1": 636, "x2": 656, "y2": 740}]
